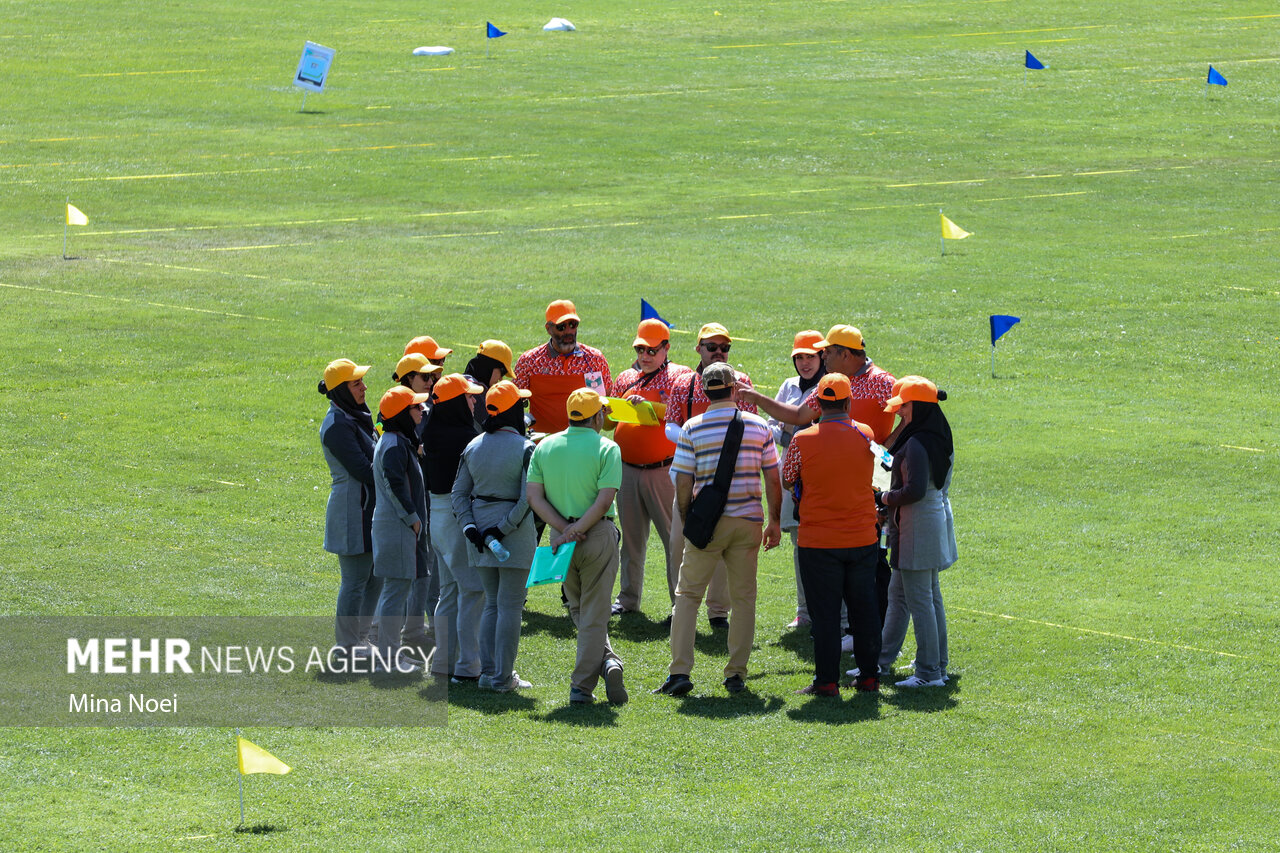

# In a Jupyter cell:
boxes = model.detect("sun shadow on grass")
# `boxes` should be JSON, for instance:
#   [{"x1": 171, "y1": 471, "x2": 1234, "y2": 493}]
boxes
[
  {"x1": 786, "y1": 693, "x2": 882, "y2": 725},
  {"x1": 535, "y1": 703, "x2": 621, "y2": 727},
  {"x1": 610, "y1": 612, "x2": 671, "y2": 643},
  {"x1": 672, "y1": 692, "x2": 785, "y2": 719},
  {"x1": 882, "y1": 678, "x2": 961, "y2": 713},
  {"x1": 520, "y1": 609, "x2": 577, "y2": 640},
  {"x1": 235, "y1": 823, "x2": 284, "y2": 834},
  {"x1": 444, "y1": 684, "x2": 538, "y2": 715},
  {"x1": 771, "y1": 628, "x2": 815, "y2": 662}
]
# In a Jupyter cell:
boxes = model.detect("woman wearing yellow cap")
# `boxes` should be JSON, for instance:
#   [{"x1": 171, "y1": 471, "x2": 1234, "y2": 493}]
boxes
[
  {"x1": 318, "y1": 358, "x2": 383, "y2": 657},
  {"x1": 451, "y1": 380, "x2": 538, "y2": 691},
  {"x1": 370, "y1": 386, "x2": 431, "y2": 673},
  {"x1": 875, "y1": 376, "x2": 957, "y2": 688}
]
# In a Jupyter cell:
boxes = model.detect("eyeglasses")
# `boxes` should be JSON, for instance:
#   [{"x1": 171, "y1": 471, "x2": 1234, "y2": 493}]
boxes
[
  {"x1": 633, "y1": 345, "x2": 665, "y2": 356},
  {"x1": 555, "y1": 320, "x2": 579, "y2": 331},
  {"x1": 701, "y1": 342, "x2": 731, "y2": 354}
]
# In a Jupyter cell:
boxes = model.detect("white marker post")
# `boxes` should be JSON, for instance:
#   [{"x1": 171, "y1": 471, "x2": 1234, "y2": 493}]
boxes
[{"x1": 293, "y1": 41, "x2": 335, "y2": 112}]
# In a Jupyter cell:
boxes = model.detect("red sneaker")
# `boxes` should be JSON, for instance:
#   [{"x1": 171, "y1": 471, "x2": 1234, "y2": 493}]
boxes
[
  {"x1": 855, "y1": 676, "x2": 880, "y2": 693},
  {"x1": 795, "y1": 681, "x2": 840, "y2": 697}
]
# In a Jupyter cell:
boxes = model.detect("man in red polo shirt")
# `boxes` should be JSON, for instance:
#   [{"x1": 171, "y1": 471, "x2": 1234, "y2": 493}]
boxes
[
  {"x1": 781, "y1": 373, "x2": 883, "y2": 696},
  {"x1": 611, "y1": 319, "x2": 693, "y2": 616},
  {"x1": 514, "y1": 300, "x2": 612, "y2": 435},
  {"x1": 662, "y1": 322, "x2": 758, "y2": 628}
]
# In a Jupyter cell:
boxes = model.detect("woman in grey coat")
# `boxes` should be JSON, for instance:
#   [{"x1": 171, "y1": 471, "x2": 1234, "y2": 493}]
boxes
[
  {"x1": 875, "y1": 376, "x2": 957, "y2": 688},
  {"x1": 318, "y1": 358, "x2": 383, "y2": 654},
  {"x1": 370, "y1": 385, "x2": 431, "y2": 674},
  {"x1": 452, "y1": 380, "x2": 538, "y2": 692}
]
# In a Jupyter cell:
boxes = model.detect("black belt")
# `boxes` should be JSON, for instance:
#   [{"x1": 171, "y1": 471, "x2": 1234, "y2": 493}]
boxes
[
  {"x1": 474, "y1": 494, "x2": 517, "y2": 503},
  {"x1": 566, "y1": 516, "x2": 616, "y2": 523},
  {"x1": 624, "y1": 457, "x2": 674, "y2": 471}
]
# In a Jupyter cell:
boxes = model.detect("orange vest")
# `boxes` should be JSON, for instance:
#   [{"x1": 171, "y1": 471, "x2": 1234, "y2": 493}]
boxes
[
  {"x1": 613, "y1": 384, "x2": 676, "y2": 465},
  {"x1": 791, "y1": 418, "x2": 879, "y2": 549}
]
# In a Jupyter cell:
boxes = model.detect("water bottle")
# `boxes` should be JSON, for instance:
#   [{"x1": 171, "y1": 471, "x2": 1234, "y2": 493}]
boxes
[
  {"x1": 870, "y1": 441, "x2": 893, "y2": 470},
  {"x1": 879, "y1": 522, "x2": 889, "y2": 550},
  {"x1": 485, "y1": 535, "x2": 511, "y2": 562}
]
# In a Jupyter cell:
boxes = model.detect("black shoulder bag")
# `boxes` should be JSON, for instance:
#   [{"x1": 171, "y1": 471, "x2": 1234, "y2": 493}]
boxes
[{"x1": 682, "y1": 411, "x2": 744, "y2": 549}]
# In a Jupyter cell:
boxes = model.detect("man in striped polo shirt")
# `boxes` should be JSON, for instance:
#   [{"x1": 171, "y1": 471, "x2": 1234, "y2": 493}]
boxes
[{"x1": 655, "y1": 363, "x2": 782, "y2": 697}]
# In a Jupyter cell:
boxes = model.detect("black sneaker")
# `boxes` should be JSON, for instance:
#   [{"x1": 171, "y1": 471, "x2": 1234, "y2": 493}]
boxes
[
  {"x1": 652, "y1": 674, "x2": 694, "y2": 696},
  {"x1": 708, "y1": 616, "x2": 730, "y2": 630},
  {"x1": 723, "y1": 674, "x2": 746, "y2": 694}
]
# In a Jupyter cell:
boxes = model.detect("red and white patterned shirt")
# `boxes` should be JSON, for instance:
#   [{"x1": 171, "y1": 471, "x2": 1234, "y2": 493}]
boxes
[
  {"x1": 612, "y1": 360, "x2": 693, "y2": 465},
  {"x1": 804, "y1": 361, "x2": 897, "y2": 444},
  {"x1": 665, "y1": 365, "x2": 758, "y2": 427},
  {"x1": 514, "y1": 341, "x2": 612, "y2": 435}
]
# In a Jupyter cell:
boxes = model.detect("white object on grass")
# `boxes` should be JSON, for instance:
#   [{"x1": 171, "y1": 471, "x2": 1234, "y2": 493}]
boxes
[
  {"x1": 413, "y1": 46, "x2": 455, "y2": 56},
  {"x1": 543, "y1": 18, "x2": 576, "y2": 31}
]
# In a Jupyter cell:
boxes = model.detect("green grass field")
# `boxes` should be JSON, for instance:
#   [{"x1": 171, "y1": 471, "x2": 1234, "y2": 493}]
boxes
[{"x1": 2, "y1": 0, "x2": 1278, "y2": 848}]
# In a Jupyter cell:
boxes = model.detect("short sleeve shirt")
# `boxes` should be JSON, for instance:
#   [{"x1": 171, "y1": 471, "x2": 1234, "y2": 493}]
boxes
[
  {"x1": 514, "y1": 342, "x2": 612, "y2": 435},
  {"x1": 664, "y1": 366, "x2": 758, "y2": 427},
  {"x1": 805, "y1": 362, "x2": 897, "y2": 443},
  {"x1": 612, "y1": 360, "x2": 693, "y2": 465},
  {"x1": 671, "y1": 403, "x2": 778, "y2": 523},
  {"x1": 527, "y1": 427, "x2": 623, "y2": 520}
]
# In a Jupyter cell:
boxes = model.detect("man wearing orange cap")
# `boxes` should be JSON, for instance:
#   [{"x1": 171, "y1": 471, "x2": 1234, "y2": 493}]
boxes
[
  {"x1": 779, "y1": 373, "x2": 882, "y2": 696},
  {"x1": 609, "y1": 319, "x2": 694, "y2": 616},
  {"x1": 662, "y1": 322, "x2": 758, "y2": 628},
  {"x1": 514, "y1": 300, "x2": 612, "y2": 435}
]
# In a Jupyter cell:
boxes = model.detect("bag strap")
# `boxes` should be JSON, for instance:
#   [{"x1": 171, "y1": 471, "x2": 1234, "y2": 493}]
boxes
[{"x1": 709, "y1": 410, "x2": 745, "y2": 493}]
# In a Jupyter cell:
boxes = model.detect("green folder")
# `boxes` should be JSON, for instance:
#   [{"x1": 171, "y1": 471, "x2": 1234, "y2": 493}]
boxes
[{"x1": 527, "y1": 542, "x2": 576, "y2": 588}]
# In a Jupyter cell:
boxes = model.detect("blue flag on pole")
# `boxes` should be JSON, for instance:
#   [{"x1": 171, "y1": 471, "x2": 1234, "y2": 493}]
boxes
[
  {"x1": 990, "y1": 315, "x2": 1021, "y2": 345},
  {"x1": 1025, "y1": 51, "x2": 1045, "y2": 70},
  {"x1": 487, "y1": 22, "x2": 507, "y2": 38},
  {"x1": 640, "y1": 299, "x2": 672, "y2": 328},
  {"x1": 1207, "y1": 66, "x2": 1227, "y2": 86}
]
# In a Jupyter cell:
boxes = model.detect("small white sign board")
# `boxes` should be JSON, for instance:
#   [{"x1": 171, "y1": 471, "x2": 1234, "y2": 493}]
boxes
[{"x1": 294, "y1": 41, "x2": 335, "y2": 93}]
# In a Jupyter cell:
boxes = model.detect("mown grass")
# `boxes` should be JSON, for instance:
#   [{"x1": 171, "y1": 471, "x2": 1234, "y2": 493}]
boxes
[{"x1": 1, "y1": 0, "x2": 1278, "y2": 849}]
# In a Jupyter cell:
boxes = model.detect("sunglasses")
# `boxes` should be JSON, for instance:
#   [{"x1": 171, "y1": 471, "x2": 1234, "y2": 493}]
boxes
[
  {"x1": 555, "y1": 320, "x2": 579, "y2": 331},
  {"x1": 633, "y1": 345, "x2": 665, "y2": 356},
  {"x1": 701, "y1": 342, "x2": 731, "y2": 354}
]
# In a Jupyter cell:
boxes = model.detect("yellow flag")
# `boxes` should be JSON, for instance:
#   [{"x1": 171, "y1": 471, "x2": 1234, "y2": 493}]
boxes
[
  {"x1": 940, "y1": 213, "x2": 970, "y2": 240},
  {"x1": 66, "y1": 204, "x2": 89, "y2": 226},
  {"x1": 237, "y1": 736, "x2": 291, "y2": 775}
]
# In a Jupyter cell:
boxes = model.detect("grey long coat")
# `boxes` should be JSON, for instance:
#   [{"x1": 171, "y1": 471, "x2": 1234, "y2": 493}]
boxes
[
  {"x1": 372, "y1": 431, "x2": 427, "y2": 580},
  {"x1": 320, "y1": 403, "x2": 376, "y2": 556},
  {"x1": 451, "y1": 427, "x2": 538, "y2": 569},
  {"x1": 885, "y1": 439, "x2": 957, "y2": 572}
]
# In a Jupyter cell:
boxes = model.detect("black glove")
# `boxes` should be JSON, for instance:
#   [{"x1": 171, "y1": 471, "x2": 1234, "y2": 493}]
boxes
[
  {"x1": 482, "y1": 527, "x2": 504, "y2": 544},
  {"x1": 462, "y1": 524, "x2": 485, "y2": 553},
  {"x1": 873, "y1": 489, "x2": 886, "y2": 510}
]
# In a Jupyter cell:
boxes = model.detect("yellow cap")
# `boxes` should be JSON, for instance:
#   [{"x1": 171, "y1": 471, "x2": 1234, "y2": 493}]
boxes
[
  {"x1": 477, "y1": 339, "x2": 514, "y2": 376},
  {"x1": 697, "y1": 322, "x2": 732, "y2": 342},
  {"x1": 393, "y1": 353, "x2": 443, "y2": 381},
  {"x1": 567, "y1": 388, "x2": 607, "y2": 420},
  {"x1": 324, "y1": 358, "x2": 370, "y2": 389},
  {"x1": 815, "y1": 324, "x2": 864, "y2": 351}
]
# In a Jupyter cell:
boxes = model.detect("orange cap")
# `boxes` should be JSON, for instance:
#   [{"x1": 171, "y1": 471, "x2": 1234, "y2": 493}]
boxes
[
  {"x1": 379, "y1": 386, "x2": 431, "y2": 420},
  {"x1": 546, "y1": 300, "x2": 580, "y2": 325},
  {"x1": 566, "y1": 388, "x2": 607, "y2": 420},
  {"x1": 815, "y1": 324, "x2": 865, "y2": 351},
  {"x1": 404, "y1": 335, "x2": 453, "y2": 360},
  {"x1": 393, "y1": 353, "x2": 443, "y2": 381},
  {"x1": 477, "y1": 339, "x2": 514, "y2": 376},
  {"x1": 884, "y1": 375, "x2": 939, "y2": 413},
  {"x1": 324, "y1": 358, "x2": 370, "y2": 389},
  {"x1": 634, "y1": 319, "x2": 671, "y2": 348},
  {"x1": 790, "y1": 330, "x2": 824, "y2": 357},
  {"x1": 485, "y1": 379, "x2": 532, "y2": 415},
  {"x1": 816, "y1": 373, "x2": 852, "y2": 401},
  {"x1": 432, "y1": 373, "x2": 484, "y2": 403}
]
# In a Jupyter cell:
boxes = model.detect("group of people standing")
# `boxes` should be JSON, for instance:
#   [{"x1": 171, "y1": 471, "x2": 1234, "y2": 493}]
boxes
[{"x1": 316, "y1": 299, "x2": 958, "y2": 704}]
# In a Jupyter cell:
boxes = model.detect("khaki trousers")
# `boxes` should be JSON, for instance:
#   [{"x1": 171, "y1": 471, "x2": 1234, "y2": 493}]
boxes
[
  {"x1": 615, "y1": 463, "x2": 675, "y2": 611},
  {"x1": 562, "y1": 521, "x2": 623, "y2": 696},
  {"x1": 669, "y1": 515, "x2": 761, "y2": 680},
  {"x1": 667, "y1": 497, "x2": 730, "y2": 618}
]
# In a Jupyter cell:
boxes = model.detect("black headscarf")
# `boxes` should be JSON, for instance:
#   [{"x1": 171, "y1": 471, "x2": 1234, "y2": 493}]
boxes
[
  {"x1": 464, "y1": 353, "x2": 507, "y2": 391},
  {"x1": 422, "y1": 394, "x2": 479, "y2": 493},
  {"x1": 794, "y1": 356, "x2": 827, "y2": 394},
  {"x1": 318, "y1": 379, "x2": 376, "y2": 438},
  {"x1": 889, "y1": 398, "x2": 953, "y2": 489},
  {"x1": 379, "y1": 407, "x2": 422, "y2": 450},
  {"x1": 484, "y1": 400, "x2": 527, "y2": 435}
]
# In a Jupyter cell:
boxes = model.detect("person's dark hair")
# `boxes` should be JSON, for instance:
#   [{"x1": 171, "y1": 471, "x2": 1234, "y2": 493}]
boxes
[
  {"x1": 397, "y1": 371, "x2": 418, "y2": 388},
  {"x1": 568, "y1": 415, "x2": 595, "y2": 427},
  {"x1": 484, "y1": 400, "x2": 527, "y2": 435},
  {"x1": 818, "y1": 397, "x2": 847, "y2": 413},
  {"x1": 705, "y1": 386, "x2": 732, "y2": 401}
]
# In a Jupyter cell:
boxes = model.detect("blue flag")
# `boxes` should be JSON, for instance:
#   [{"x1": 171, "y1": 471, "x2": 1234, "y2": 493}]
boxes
[
  {"x1": 1025, "y1": 51, "x2": 1045, "y2": 71},
  {"x1": 487, "y1": 21, "x2": 507, "y2": 38},
  {"x1": 1207, "y1": 65, "x2": 1227, "y2": 87},
  {"x1": 990, "y1": 315, "x2": 1021, "y2": 346},
  {"x1": 640, "y1": 299, "x2": 672, "y2": 328}
]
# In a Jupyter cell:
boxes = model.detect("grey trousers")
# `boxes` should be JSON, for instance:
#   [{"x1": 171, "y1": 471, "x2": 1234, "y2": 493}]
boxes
[
  {"x1": 374, "y1": 576, "x2": 413, "y2": 658},
  {"x1": 403, "y1": 545, "x2": 439, "y2": 640},
  {"x1": 335, "y1": 552, "x2": 381, "y2": 648},
  {"x1": 879, "y1": 568, "x2": 948, "y2": 681},
  {"x1": 429, "y1": 493, "x2": 484, "y2": 677},
  {"x1": 475, "y1": 563, "x2": 531, "y2": 684}
]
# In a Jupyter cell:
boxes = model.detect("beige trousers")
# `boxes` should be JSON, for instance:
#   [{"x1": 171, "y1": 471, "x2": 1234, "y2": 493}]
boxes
[
  {"x1": 667, "y1": 497, "x2": 730, "y2": 618},
  {"x1": 562, "y1": 521, "x2": 623, "y2": 696}
]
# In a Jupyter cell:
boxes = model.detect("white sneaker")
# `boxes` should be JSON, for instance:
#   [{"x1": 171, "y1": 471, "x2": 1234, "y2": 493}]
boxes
[
  {"x1": 840, "y1": 635, "x2": 854, "y2": 654},
  {"x1": 493, "y1": 672, "x2": 532, "y2": 693},
  {"x1": 847, "y1": 665, "x2": 894, "y2": 679},
  {"x1": 895, "y1": 675, "x2": 945, "y2": 688}
]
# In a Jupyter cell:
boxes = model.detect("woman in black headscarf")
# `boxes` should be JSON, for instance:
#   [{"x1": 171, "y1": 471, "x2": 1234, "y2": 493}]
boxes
[
  {"x1": 318, "y1": 358, "x2": 383, "y2": 655},
  {"x1": 875, "y1": 376, "x2": 957, "y2": 688}
]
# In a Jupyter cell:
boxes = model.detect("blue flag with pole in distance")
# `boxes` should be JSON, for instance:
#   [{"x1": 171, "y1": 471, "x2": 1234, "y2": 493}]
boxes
[
  {"x1": 1025, "y1": 51, "x2": 1045, "y2": 70},
  {"x1": 487, "y1": 22, "x2": 507, "y2": 38},
  {"x1": 990, "y1": 315, "x2": 1021, "y2": 346},
  {"x1": 1207, "y1": 66, "x2": 1227, "y2": 86},
  {"x1": 640, "y1": 299, "x2": 673, "y2": 328}
]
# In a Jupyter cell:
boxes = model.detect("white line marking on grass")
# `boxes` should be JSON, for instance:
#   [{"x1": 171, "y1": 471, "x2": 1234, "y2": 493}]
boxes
[
  {"x1": 886, "y1": 178, "x2": 987, "y2": 188},
  {"x1": 211, "y1": 479, "x2": 245, "y2": 487},
  {"x1": 1220, "y1": 444, "x2": 1265, "y2": 453},
  {"x1": 1141, "y1": 77, "x2": 1195, "y2": 82},
  {"x1": 1224, "y1": 13, "x2": 1280, "y2": 18},
  {"x1": 204, "y1": 243, "x2": 311, "y2": 251},
  {"x1": 1074, "y1": 168, "x2": 1141, "y2": 176},
  {"x1": 65, "y1": 166, "x2": 307, "y2": 184},
  {"x1": 955, "y1": 606, "x2": 1247, "y2": 658},
  {"x1": 78, "y1": 68, "x2": 207, "y2": 77},
  {"x1": 1150, "y1": 726, "x2": 1280, "y2": 755},
  {"x1": 0, "y1": 281, "x2": 278, "y2": 322},
  {"x1": 413, "y1": 222, "x2": 640, "y2": 239},
  {"x1": 911, "y1": 25, "x2": 1105, "y2": 39},
  {"x1": 86, "y1": 216, "x2": 371, "y2": 236}
]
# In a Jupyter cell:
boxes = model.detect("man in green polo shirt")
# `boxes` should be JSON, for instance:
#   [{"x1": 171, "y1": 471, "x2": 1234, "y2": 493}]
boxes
[{"x1": 526, "y1": 388, "x2": 629, "y2": 705}]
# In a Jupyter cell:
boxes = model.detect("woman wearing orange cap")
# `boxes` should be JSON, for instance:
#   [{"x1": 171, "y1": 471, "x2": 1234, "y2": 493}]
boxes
[
  {"x1": 875, "y1": 376, "x2": 957, "y2": 688},
  {"x1": 318, "y1": 358, "x2": 383, "y2": 656},
  {"x1": 451, "y1": 380, "x2": 538, "y2": 691},
  {"x1": 370, "y1": 386, "x2": 431, "y2": 673},
  {"x1": 769, "y1": 330, "x2": 826, "y2": 630}
]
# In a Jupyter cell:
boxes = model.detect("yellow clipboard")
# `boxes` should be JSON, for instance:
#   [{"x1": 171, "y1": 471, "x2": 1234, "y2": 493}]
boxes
[{"x1": 605, "y1": 397, "x2": 666, "y2": 426}]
